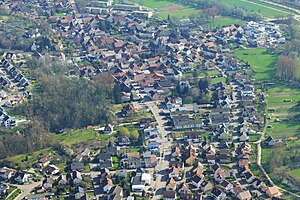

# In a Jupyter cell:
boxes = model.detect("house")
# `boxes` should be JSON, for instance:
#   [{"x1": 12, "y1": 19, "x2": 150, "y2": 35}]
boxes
[
  {"x1": 58, "y1": 174, "x2": 68, "y2": 185},
  {"x1": 184, "y1": 145, "x2": 197, "y2": 166},
  {"x1": 252, "y1": 178, "x2": 266, "y2": 190},
  {"x1": 177, "y1": 182, "x2": 190, "y2": 195},
  {"x1": 144, "y1": 154, "x2": 158, "y2": 168},
  {"x1": 166, "y1": 178, "x2": 176, "y2": 191},
  {"x1": 211, "y1": 188, "x2": 226, "y2": 200},
  {"x1": 0, "y1": 183, "x2": 9, "y2": 195},
  {"x1": 200, "y1": 180, "x2": 213, "y2": 192},
  {"x1": 36, "y1": 156, "x2": 51, "y2": 168},
  {"x1": 14, "y1": 172, "x2": 29, "y2": 183},
  {"x1": 239, "y1": 132, "x2": 249, "y2": 142},
  {"x1": 0, "y1": 167, "x2": 16, "y2": 180},
  {"x1": 108, "y1": 186, "x2": 123, "y2": 200},
  {"x1": 43, "y1": 164, "x2": 60, "y2": 175},
  {"x1": 147, "y1": 141, "x2": 160, "y2": 152},
  {"x1": 103, "y1": 124, "x2": 114, "y2": 134},
  {"x1": 214, "y1": 168, "x2": 229, "y2": 182},
  {"x1": 266, "y1": 186, "x2": 280, "y2": 198},
  {"x1": 118, "y1": 135, "x2": 130, "y2": 146},
  {"x1": 121, "y1": 104, "x2": 135, "y2": 117},
  {"x1": 71, "y1": 162, "x2": 85, "y2": 172},
  {"x1": 171, "y1": 146, "x2": 181, "y2": 160},
  {"x1": 163, "y1": 191, "x2": 176, "y2": 200},
  {"x1": 139, "y1": 118, "x2": 152, "y2": 128},
  {"x1": 131, "y1": 173, "x2": 151, "y2": 192},
  {"x1": 115, "y1": 170, "x2": 128, "y2": 178},
  {"x1": 219, "y1": 151, "x2": 228, "y2": 163},
  {"x1": 265, "y1": 136, "x2": 276, "y2": 146},
  {"x1": 81, "y1": 148, "x2": 90, "y2": 157},
  {"x1": 221, "y1": 180, "x2": 233, "y2": 192},
  {"x1": 100, "y1": 177, "x2": 114, "y2": 194},
  {"x1": 168, "y1": 167, "x2": 180, "y2": 180},
  {"x1": 184, "y1": 131, "x2": 201, "y2": 143},
  {"x1": 71, "y1": 171, "x2": 83, "y2": 185},
  {"x1": 74, "y1": 187, "x2": 86, "y2": 200},
  {"x1": 206, "y1": 154, "x2": 216, "y2": 164},
  {"x1": 237, "y1": 190, "x2": 252, "y2": 200},
  {"x1": 191, "y1": 175, "x2": 204, "y2": 188},
  {"x1": 231, "y1": 184, "x2": 244, "y2": 196},
  {"x1": 121, "y1": 152, "x2": 142, "y2": 169},
  {"x1": 244, "y1": 171, "x2": 255, "y2": 183},
  {"x1": 98, "y1": 153, "x2": 113, "y2": 169},
  {"x1": 173, "y1": 119, "x2": 203, "y2": 130},
  {"x1": 192, "y1": 162, "x2": 204, "y2": 178}
]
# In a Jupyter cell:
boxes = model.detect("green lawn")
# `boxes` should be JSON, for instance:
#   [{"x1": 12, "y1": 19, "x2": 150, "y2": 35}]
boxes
[
  {"x1": 130, "y1": 0, "x2": 176, "y2": 9},
  {"x1": 234, "y1": 48, "x2": 278, "y2": 80},
  {"x1": 249, "y1": 134, "x2": 261, "y2": 142},
  {"x1": 291, "y1": 168, "x2": 300, "y2": 178},
  {"x1": 209, "y1": 0, "x2": 293, "y2": 17},
  {"x1": 6, "y1": 188, "x2": 22, "y2": 200},
  {"x1": 157, "y1": 8, "x2": 200, "y2": 19},
  {"x1": 261, "y1": 148, "x2": 273, "y2": 166},
  {"x1": 204, "y1": 17, "x2": 246, "y2": 29},
  {"x1": 7, "y1": 148, "x2": 52, "y2": 169},
  {"x1": 53, "y1": 129, "x2": 113, "y2": 145},
  {"x1": 211, "y1": 77, "x2": 226, "y2": 84}
]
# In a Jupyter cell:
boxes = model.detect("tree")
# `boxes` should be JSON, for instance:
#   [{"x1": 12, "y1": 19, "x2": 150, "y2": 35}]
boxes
[
  {"x1": 276, "y1": 55, "x2": 299, "y2": 80},
  {"x1": 119, "y1": 127, "x2": 130, "y2": 136},
  {"x1": 198, "y1": 76, "x2": 211, "y2": 93},
  {"x1": 130, "y1": 130, "x2": 139, "y2": 140},
  {"x1": 113, "y1": 84, "x2": 122, "y2": 104},
  {"x1": 268, "y1": 147, "x2": 284, "y2": 173}
]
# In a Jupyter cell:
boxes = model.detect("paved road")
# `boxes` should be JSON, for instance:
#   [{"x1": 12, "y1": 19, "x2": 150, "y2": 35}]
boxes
[
  {"x1": 13, "y1": 181, "x2": 42, "y2": 200},
  {"x1": 146, "y1": 101, "x2": 172, "y2": 200}
]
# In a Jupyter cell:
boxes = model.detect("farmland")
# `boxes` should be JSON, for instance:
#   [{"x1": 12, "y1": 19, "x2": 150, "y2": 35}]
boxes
[{"x1": 266, "y1": 85, "x2": 300, "y2": 139}]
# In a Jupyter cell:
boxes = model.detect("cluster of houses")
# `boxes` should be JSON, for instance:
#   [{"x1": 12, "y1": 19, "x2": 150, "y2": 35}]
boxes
[
  {"x1": 85, "y1": 0, "x2": 153, "y2": 18},
  {"x1": 217, "y1": 21, "x2": 286, "y2": 47},
  {"x1": 0, "y1": 53, "x2": 31, "y2": 127}
]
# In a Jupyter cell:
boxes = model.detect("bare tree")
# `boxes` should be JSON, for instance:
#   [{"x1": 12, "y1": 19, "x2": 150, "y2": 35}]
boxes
[{"x1": 276, "y1": 55, "x2": 299, "y2": 80}]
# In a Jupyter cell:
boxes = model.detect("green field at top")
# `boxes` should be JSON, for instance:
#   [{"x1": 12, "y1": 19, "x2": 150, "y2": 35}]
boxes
[
  {"x1": 234, "y1": 48, "x2": 278, "y2": 81},
  {"x1": 157, "y1": 8, "x2": 200, "y2": 19},
  {"x1": 130, "y1": 0, "x2": 184, "y2": 9},
  {"x1": 209, "y1": 0, "x2": 294, "y2": 17}
]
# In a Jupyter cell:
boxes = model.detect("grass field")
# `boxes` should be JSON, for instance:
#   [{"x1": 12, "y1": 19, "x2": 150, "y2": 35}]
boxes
[
  {"x1": 53, "y1": 129, "x2": 113, "y2": 145},
  {"x1": 131, "y1": 0, "x2": 175, "y2": 9},
  {"x1": 210, "y1": 0, "x2": 294, "y2": 17},
  {"x1": 158, "y1": 8, "x2": 200, "y2": 19},
  {"x1": 204, "y1": 17, "x2": 246, "y2": 29},
  {"x1": 130, "y1": 0, "x2": 198, "y2": 19},
  {"x1": 234, "y1": 48, "x2": 278, "y2": 80},
  {"x1": 291, "y1": 168, "x2": 300, "y2": 178}
]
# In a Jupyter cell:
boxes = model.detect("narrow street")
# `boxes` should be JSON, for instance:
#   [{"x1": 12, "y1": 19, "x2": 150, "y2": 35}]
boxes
[
  {"x1": 13, "y1": 181, "x2": 43, "y2": 200},
  {"x1": 146, "y1": 101, "x2": 172, "y2": 200}
]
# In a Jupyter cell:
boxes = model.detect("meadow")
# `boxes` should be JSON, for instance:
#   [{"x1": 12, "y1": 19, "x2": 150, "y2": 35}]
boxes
[{"x1": 234, "y1": 48, "x2": 278, "y2": 80}]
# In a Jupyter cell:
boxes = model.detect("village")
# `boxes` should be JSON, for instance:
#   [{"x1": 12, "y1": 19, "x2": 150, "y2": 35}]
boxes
[{"x1": 0, "y1": 0, "x2": 296, "y2": 200}]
